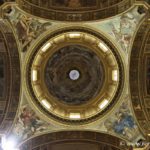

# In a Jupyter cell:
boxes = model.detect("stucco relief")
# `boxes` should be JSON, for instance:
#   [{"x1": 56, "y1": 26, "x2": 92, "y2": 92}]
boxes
[
  {"x1": 86, "y1": 6, "x2": 146, "y2": 53},
  {"x1": 3, "y1": 6, "x2": 52, "y2": 52}
]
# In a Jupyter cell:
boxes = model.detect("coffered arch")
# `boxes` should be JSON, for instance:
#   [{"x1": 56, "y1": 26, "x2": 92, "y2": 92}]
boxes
[
  {"x1": 130, "y1": 18, "x2": 150, "y2": 140},
  {"x1": 0, "y1": 20, "x2": 21, "y2": 134},
  {"x1": 19, "y1": 131, "x2": 129, "y2": 150}
]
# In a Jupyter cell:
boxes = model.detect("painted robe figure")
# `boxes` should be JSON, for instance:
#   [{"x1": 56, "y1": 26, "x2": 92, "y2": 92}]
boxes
[
  {"x1": 4, "y1": 6, "x2": 52, "y2": 52},
  {"x1": 104, "y1": 102, "x2": 137, "y2": 139},
  {"x1": 14, "y1": 105, "x2": 48, "y2": 140}
]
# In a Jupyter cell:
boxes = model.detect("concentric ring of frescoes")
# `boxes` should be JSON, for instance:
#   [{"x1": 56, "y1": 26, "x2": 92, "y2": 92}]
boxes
[{"x1": 44, "y1": 44, "x2": 104, "y2": 105}]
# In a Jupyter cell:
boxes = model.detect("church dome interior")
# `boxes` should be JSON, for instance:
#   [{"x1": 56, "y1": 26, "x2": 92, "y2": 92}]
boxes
[{"x1": 0, "y1": 0, "x2": 150, "y2": 150}]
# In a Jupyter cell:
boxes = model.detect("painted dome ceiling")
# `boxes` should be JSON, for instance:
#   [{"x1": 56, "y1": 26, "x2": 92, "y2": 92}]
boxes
[
  {"x1": 44, "y1": 44, "x2": 104, "y2": 105},
  {"x1": 0, "y1": 0, "x2": 150, "y2": 150}
]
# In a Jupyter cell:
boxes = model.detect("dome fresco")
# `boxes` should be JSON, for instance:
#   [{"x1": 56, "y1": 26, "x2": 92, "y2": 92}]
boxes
[{"x1": 45, "y1": 45, "x2": 104, "y2": 105}]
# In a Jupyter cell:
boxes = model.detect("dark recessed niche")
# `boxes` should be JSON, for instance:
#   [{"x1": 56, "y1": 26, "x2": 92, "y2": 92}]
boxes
[
  {"x1": 0, "y1": 20, "x2": 20, "y2": 133},
  {"x1": 19, "y1": 131, "x2": 128, "y2": 150}
]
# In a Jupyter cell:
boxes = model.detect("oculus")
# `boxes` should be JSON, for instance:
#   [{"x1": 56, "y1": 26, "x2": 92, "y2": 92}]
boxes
[{"x1": 69, "y1": 70, "x2": 80, "y2": 81}]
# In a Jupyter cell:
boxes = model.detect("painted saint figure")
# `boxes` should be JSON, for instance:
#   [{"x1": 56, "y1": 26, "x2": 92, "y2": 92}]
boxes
[{"x1": 104, "y1": 102, "x2": 137, "y2": 139}]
